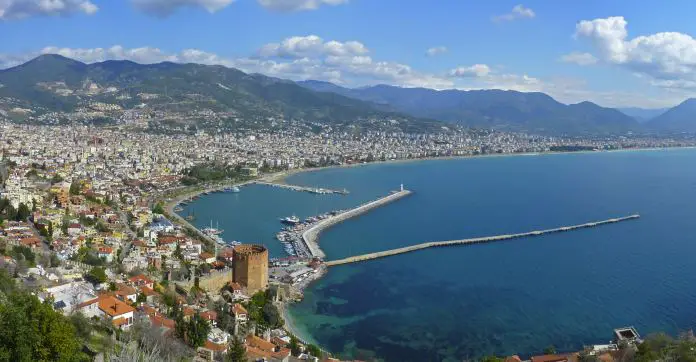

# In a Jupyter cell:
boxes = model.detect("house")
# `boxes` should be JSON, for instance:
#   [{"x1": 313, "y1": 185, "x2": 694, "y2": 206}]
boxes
[
  {"x1": 197, "y1": 327, "x2": 230, "y2": 361},
  {"x1": 140, "y1": 286, "x2": 160, "y2": 304},
  {"x1": 227, "y1": 282, "x2": 244, "y2": 298},
  {"x1": 200, "y1": 310, "x2": 217, "y2": 327},
  {"x1": 245, "y1": 334, "x2": 291, "y2": 362},
  {"x1": 115, "y1": 283, "x2": 138, "y2": 303},
  {"x1": 97, "y1": 246, "x2": 114, "y2": 263},
  {"x1": 67, "y1": 223, "x2": 82, "y2": 236},
  {"x1": 39, "y1": 281, "x2": 97, "y2": 316},
  {"x1": 78, "y1": 295, "x2": 135, "y2": 330},
  {"x1": 128, "y1": 274, "x2": 154, "y2": 289},
  {"x1": 199, "y1": 252, "x2": 216, "y2": 264},
  {"x1": 232, "y1": 303, "x2": 248, "y2": 325},
  {"x1": 530, "y1": 353, "x2": 579, "y2": 362}
]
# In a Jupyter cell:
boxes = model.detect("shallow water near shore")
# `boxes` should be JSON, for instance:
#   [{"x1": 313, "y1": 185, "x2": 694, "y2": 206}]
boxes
[{"x1": 185, "y1": 149, "x2": 696, "y2": 361}]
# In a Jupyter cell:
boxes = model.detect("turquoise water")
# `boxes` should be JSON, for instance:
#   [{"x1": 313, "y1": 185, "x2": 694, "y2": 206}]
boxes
[{"x1": 185, "y1": 149, "x2": 696, "y2": 361}]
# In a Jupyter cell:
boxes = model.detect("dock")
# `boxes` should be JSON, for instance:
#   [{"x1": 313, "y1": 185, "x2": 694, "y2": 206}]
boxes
[
  {"x1": 324, "y1": 214, "x2": 640, "y2": 266},
  {"x1": 302, "y1": 189, "x2": 413, "y2": 258},
  {"x1": 255, "y1": 181, "x2": 349, "y2": 195}
]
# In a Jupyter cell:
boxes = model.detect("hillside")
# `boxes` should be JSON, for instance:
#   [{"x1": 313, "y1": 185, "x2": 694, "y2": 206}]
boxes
[
  {"x1": 647, "y1": 99, "x2": 696, "y2": 133},
  {"x1": 299, "y1": 81, "x2": 641, "y2": 135},
  {"x1": 0, "y1": 55, "x2": 444, "y2": 133}
]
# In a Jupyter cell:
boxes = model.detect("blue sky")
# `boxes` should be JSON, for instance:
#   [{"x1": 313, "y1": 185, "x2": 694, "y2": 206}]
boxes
[{"x1": 2, "y1": 0, "x2": 696, "y2": 108}]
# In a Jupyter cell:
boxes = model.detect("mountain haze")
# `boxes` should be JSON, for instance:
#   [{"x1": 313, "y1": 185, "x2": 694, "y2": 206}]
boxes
[
  {"x1": 648, "y1": 99, "x2": 696, "y2": 133},
  {"x1": 299, "y1": 81, "x2": 640, "y2": 135}
]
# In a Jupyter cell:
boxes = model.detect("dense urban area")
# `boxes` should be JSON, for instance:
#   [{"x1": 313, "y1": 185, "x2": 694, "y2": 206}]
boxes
[{"x1": 0, "y1": 118, "x2": 695, "y2": 361}]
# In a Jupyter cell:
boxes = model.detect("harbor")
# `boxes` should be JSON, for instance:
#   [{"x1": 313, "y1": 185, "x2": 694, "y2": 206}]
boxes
[{"x1": 267, "y1": 186, "x2": 413, "y2": 259}]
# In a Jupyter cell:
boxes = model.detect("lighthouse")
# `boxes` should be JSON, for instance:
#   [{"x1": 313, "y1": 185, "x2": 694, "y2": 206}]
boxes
[{"x1": 400, "y1": 183, "x2": 404, "y2": 192}]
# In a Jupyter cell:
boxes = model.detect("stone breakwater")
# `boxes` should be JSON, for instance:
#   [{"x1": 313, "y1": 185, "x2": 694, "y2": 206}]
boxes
[
  {"x1": 324, "y1": 214, "x2": 641, "y2": 266},
  {"x1": 301, "y1": 190, "x2": 414, "y2": 258}
]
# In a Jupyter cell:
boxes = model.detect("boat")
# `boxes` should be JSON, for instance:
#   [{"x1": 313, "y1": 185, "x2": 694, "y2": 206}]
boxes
[
  {"x1": 202, "y1": 220, "x2": 224, "y2": 236},
  {"x1": 173, "y1": 206, "x2": 183, "y2": 212},
  {"x1": 280, "y1": 215, "x2": 300, "y2": 225},
  {"x1": 227, "y1": 240, "x2": 242, "y2": 246},
  {"x1": 231, "y1": 186, "x2": 241, "y2": 193},
  {"x1": 185, "y1": 209, "x2": 196, "y2": 221}
]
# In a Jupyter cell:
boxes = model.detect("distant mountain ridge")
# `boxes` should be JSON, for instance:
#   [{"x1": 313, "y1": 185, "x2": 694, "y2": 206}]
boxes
[
  {"x1": 647, "y1": 99, "x2": 696, "y2": 133},
  {"x1": 0, "y1": 54, "x2": 444, "y2": 133},
  {"x1": 2, "y1": 55, "x2": 694, "y2": 135},
  {"x1": 299, "y1": 81, "x2": 640, "y2": 135}
]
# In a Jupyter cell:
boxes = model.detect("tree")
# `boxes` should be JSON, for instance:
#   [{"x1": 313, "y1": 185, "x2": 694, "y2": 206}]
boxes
[
  {"x1": 288, "y1": 336, "x2": 302, "y2": 356},
  {"x1": 174, "y1": 307, "x2": 187, "y2": 341},
  {"x1": 16, "y1": 203, "x2": 30, "y2": 221},
  {"x1": 152, "y1": 202, "x2": 165, "y2": 215},
  {"x1": 69, "y1": 181, "x2": 81, "y2": 195},
  {"x1": 0, "y1": 270, "x2": 85, "y2": 361},
  {"x1": 50, "y1": 174, "x2": 64, "y2": 184},
  {"x1": 69, "y1": 312, "x2": 93, "y2": 342},
  {"x1": 186, "y1": 314, "x2": 211, "y2": 348},
  {"x1": 307, "y1": 344, "x2": 322, "y2": 358},
  {"x1": 85, "y1": 267, "x2": 107, "y2": 284},
  {"x1": 46, "y1": 223, "x2": 53, "y2": 241},
  {"x1": 226, "y1": 336, "x2": 247, "y2": 362},
  {"x1": 544, "y1": 345, "x2": 557, "y2": 355},
  {"x1": 136, "y1": 293, "x2": 147, "y2": 304},
  {"x1": 262, "y1": 302, "x2": 283, "y2": 329}
]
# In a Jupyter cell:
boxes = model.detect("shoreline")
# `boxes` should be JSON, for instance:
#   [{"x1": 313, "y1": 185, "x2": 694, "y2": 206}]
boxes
[{"x1": 268, "y1": 145, "x2": 696, "y2": 184}]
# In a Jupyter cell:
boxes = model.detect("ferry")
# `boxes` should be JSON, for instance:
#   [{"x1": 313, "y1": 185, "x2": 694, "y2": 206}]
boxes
[{"x1": 280, "y1": 215, "x2": 300, "y2": 225}]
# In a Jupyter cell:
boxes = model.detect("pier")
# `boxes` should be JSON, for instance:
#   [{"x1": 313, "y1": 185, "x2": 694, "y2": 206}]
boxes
[
  {"x1": 254, "y1": 181, "x2": 349, "y2": 195},
  {"x1": 302, "y1": 189, "x2": 413, "y2": 258},
  {"x1": 324, "y1": 214, "x2": 640, "y2": 266}
]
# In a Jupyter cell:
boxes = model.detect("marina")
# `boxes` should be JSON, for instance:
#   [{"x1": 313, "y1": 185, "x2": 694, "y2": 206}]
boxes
[{"x1": 254, "y1": 181, "x2": 349, "y2": 195}]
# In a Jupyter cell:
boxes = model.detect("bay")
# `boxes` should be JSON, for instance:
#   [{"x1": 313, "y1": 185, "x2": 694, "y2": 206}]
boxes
[{"x1": 183, "y1": 148, "x2": 696, "y2": 361}]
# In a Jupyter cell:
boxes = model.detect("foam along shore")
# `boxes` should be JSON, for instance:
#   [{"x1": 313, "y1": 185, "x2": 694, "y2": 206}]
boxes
[{"x1": 301, "y1": 189, "x2": 413, "y2": 259}]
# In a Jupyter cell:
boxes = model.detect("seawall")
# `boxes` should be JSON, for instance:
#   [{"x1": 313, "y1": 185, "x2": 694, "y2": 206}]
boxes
[
  {"x1": 325, "y1": 214, "x2": 640, "y2": 266},
  {"x1": 302, "y1": 189, "x2": 413, "y2": 259}
]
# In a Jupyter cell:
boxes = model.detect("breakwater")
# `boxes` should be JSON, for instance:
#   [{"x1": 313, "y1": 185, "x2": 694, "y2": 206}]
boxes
[
  {"x1": 325, "y1": 214, "x2": 640, "y2": 266},
  {"x1": 254, "y1": 181, "x2": 349, "y2": 195},
  {"x1": 302, "y1": 190, "x2": 413, "y2": 258}
]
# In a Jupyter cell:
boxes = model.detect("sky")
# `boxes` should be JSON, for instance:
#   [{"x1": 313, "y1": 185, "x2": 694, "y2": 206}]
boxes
[{"x1": 2, "y1": 0, "x2": 696, "y2": 108}]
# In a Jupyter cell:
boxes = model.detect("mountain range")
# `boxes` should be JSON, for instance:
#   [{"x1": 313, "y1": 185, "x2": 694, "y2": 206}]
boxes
[{"x1": 0, "y1": 55, "x2": 694, "y2": 135}]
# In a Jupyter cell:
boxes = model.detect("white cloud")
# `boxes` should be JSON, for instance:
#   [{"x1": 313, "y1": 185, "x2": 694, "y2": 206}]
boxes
[
  {"x1": 492, "y1": 4, "x2": 535, "y2": 22},
  {"x1": 426, "y1": 46, "x2": 448, "y2": 57},
  {"x1": 131, "y1": 0, "x2": 235, "y2": 16},
  {"x1": 574, "y1": 16, "x2": 696, "y2": 90},
  {"x1": 257, "y1": 0, "x2": 348, "y2": 12},
  {"x1": 449, "y1": 64, "x2": 491, "y2": 78},
  {"x1": 560, "y1": 52, "x2": 598, "y2": 66},
  {"x1": 0, "y1": 0, "x2": 97, "y2": 20},
  {"x1": 258, "y1": 35, "x2": 368, "y2": 59}
]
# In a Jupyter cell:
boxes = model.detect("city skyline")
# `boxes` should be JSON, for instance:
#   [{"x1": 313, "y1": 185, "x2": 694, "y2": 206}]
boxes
[{"x1": 3, "y1": 0, "x2": 696, "y2": 108}]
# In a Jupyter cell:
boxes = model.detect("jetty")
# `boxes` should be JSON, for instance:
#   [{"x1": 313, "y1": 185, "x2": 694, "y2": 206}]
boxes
[
  {"x1": 254, "y1": 181, "x2": 349, "y2": 195},
  {"x1": 324, "y1": 214, "x2": 640, "y2": 266},
  {"x1": 302, "y1": 189, "x2": 413, "y2": 258}
]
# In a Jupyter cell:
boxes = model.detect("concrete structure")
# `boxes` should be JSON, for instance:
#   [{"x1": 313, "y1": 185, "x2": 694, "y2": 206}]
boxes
[
  {"x1": 302, "y1": 189, "x2": 412, "y2": 258},
  {"x1": 325, "y1": 214, "x2": 640, "y2": 266},
  {"x1": 233, "y1": 244, "x2": 269, "y2": 294}
]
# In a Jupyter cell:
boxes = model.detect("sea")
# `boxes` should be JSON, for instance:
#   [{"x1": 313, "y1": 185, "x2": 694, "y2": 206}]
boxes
[{"x1": 179, "y1": 148, "x2": 696, "y2": 362}]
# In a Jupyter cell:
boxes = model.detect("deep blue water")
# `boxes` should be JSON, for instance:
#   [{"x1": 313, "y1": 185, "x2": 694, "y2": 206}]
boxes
[{"x1": 185, "y1": 149, "x2": 696, "y2": 361}]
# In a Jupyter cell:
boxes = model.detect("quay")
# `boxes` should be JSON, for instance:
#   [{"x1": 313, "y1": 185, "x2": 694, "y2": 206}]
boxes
[
  {"x1": 324, "y1": 214, "x2": 640, "y2": 266},
  {"x1": 302, "y1": 189, "x2": 413, "y2": 258},
  {"x1": 254, "y1": 181, "x2": 349, "y2": 195}
]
